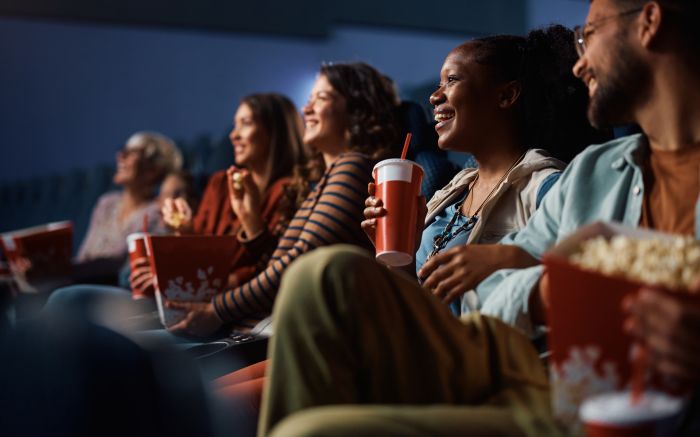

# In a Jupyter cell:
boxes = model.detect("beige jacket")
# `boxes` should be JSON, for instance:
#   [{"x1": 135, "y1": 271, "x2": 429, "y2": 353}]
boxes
[
  {"x1": 424, "y1": 149, "x2": 564, "y2": 313},
  {"x1": 426, "y1": 148, "x2": 564, "y2": 246}
]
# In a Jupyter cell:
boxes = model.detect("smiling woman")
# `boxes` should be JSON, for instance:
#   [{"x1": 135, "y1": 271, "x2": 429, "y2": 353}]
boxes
[{"x1": 359, "y1": 25, "x2": 608, "y2": 316}]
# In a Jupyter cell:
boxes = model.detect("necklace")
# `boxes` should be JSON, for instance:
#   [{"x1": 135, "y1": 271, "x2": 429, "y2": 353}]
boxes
[{"x1": 428, "y1": 152, "x2": 527, "y2": 259}]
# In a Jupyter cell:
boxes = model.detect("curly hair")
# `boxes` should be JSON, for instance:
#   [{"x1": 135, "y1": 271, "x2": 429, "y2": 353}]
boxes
[
  {"x1": 465, "y1": 25, "x2": 610, "y2": 162},
  {"x1": 290, "y1": 62, "x2": 402, "y2": 205},
  {"x1": 239, "y1": 93, "x2": 309, "y2": 224}
]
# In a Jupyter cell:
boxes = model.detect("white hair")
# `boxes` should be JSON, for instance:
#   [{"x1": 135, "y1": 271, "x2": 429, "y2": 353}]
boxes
[{"x1": 126, "y1": 131, "x2": 183, "y2": 173}]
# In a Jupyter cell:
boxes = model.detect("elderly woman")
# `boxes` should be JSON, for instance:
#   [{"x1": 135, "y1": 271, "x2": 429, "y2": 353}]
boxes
[
  {"x1": 55, "y1": 131, "x2": 179, "y2": 286},
  {"x1": 77, "y1": 131, "x2": 182, "y2": 264}
]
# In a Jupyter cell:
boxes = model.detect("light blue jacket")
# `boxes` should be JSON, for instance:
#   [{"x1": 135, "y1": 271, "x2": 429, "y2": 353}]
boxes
[{"x1": 474, "y1": 134, "x2": 700, "y2": 335}]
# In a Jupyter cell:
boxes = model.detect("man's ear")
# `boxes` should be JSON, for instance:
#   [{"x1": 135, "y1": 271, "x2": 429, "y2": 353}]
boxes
[
  {"x1": 638, "y1": 1, "x2": 662, "y2": 48},
  {"x1": 498, "y1": 80, "x2": 522, "y2": 109}
]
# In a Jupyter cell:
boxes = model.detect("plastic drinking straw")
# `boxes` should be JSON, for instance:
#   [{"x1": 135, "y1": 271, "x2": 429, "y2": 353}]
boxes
[
  {"x1": 143, "y1": 213, "x2": 149, "y2": 234},
  {"x1": 630, "y1": 342, "x2": 648, "y2": 405},
  {"x1": 400, "y1": 133, "x2": 412, "y2": 160}
]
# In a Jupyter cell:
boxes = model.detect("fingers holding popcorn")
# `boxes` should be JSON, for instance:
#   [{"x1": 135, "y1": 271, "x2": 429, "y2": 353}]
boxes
[{"x1": 162, "y1": 197, "x2": 192, "y2": 232}]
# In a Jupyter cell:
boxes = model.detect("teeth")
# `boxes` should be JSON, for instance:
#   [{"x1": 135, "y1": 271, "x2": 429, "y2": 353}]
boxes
[{"x1": 434, "y1": 113, "x2": 454, "y2": 123}]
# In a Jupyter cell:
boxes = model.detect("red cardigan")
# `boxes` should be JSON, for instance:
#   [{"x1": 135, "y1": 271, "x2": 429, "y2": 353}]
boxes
[{"x1": 192, "y1": 170, "x2": 291, "y2": 286}]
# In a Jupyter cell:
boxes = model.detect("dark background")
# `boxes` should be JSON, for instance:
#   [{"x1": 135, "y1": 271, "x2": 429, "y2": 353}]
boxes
[{"x1": 0, "y1": 0, "x2": 588, "y2": 183}]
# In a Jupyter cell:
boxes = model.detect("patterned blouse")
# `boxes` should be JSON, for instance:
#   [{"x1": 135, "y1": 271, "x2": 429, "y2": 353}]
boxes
[
  {"x1": 77, "y1": 191, "x2": 162, "y2": 262},
  {"x1": 212, "y1": 152, "x2": 374, "y2": 328}
]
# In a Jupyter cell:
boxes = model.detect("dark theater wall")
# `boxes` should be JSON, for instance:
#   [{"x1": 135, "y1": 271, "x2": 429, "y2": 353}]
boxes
[{"x1": 0, "y1": 0, "x2": 587, "y2": 183}]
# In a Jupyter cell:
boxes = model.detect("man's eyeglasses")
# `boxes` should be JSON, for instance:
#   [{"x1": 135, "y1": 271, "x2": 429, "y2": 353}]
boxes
[{"x1": 574, "y1": 7, "x2": 643, "y2": 57}]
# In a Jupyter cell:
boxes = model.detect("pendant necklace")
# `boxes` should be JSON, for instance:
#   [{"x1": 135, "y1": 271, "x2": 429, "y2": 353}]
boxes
[{"x1": 428, "y1": 152, "x2": 526, "y2": 259}]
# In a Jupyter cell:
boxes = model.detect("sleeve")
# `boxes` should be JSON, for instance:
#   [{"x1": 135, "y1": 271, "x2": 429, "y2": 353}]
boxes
[
  {"x1": 237, "y1": 227, "x2": 279, "y2": 269},
  {"x1": 192, "y1": 171, "x2": 226, "y2": 235},
  {"x1": 212, "y1": 154, "x2": 371, "y2": 325},
  {"x1": 535, "y1": 172, "x2": 561, "y2": 209},
  {"x1": 475, "y1": 168, "x2": 568, "y2": 336}
]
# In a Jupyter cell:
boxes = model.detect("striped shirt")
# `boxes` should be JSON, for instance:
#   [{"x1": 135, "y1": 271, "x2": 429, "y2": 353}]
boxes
[{"x1": 212, "y1": 152, "x2": 374, "y2": 327}]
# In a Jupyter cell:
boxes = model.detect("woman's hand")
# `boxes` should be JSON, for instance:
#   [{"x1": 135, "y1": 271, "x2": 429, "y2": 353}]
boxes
[
  {"x1": 165, "y1": 300, "x2": 223, "y2": 337},
  {"x1": 623, "y1": 287, "x2": 700, "y2": 385},
  {"x1": 361, "y1": 182, "x2": 386, "y2": 247},
  {"x1": 361, "y1": 182, "x2": 426, "y2": 251},
  {"x1": 227, "y1": 166, "x2": 264, "y2": 238},
  {"x1": 419, "y1": 244, "x2": 538, "y2": 304},
  {"x1": 162, "y1": 197, "x2": 193, "y2": 234},
  {"x1": 128, "y1": 257, "x2": 154, "y2": 297}
]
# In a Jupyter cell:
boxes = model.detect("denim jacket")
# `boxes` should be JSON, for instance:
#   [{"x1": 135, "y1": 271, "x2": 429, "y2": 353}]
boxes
[{"x1": 475, "y1": 134, "x2": 700, "y2": 336}]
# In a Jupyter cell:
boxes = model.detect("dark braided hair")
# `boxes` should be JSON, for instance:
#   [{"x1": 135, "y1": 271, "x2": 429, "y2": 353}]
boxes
[{"x1": 467, "y1": 25, "x2": 609, "y2": 162}]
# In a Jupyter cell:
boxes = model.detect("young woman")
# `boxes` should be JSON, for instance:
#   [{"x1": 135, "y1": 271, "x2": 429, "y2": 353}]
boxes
[
  {"x1": 130, "y1": 93, "x2": 308, "y2": 297},
  {"x1": 166, "y1": 62, "x2": 402, "y2": 336},
  {"x1": 364, "y1": 25, "x2": 606, "y2": 315}
]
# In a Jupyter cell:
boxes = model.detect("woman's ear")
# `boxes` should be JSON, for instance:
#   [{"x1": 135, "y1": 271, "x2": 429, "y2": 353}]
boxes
[{"x1": 498, "y1": 80, "x2": 522, "y2": 109}]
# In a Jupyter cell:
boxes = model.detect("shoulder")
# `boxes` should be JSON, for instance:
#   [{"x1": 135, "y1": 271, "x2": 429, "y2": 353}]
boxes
[
  {"x1": 565, "y1": 134, "x2": 644, "y2": 173},
  {"x1": 325, "y1": 153, "x2": 373, "y2": 180},
  {"x1": 95, "y1": 191, "x2": 121, "y2": 209},
  {"x1": 205, "y1": 170, "x2": 229, "y2": 189},
  {"x1": 426, "y1": 167, "x2": 476, "y2": 211},
  {"x1": 513, "y1": 149, "x2": 565, "y2": 194},
  {"x1": 331, "y1": 152, "x2": 373, "y2": 171}
]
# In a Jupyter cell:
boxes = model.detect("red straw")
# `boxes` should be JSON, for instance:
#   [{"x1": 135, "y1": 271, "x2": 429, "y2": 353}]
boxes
[
  {"x1": 143, "y1": 213, "x2": 149, "y2": 234},
  {"x1": 400, "y1": 133, "x2": 412, "y2": 160}
]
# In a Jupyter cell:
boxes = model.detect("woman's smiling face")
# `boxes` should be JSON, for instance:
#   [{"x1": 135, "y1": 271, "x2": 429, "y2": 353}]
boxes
[
  {"x1": 229, "y1": 102, "x2": 270, "y2": 169},
  {"x1": 302, "y1": 74, "x2": 350, "y2": 152},
  {"x1": 429, "y1": 45, "x2": 504, "y2": 153}
]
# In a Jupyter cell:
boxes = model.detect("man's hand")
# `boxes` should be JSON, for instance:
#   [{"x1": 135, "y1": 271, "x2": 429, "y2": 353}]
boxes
[
  {"x1": 624, "y1": 287, "x2": 700, "y2": 385},
  {"x1": 166, "y1": 300, "x2": 223, "y2": 337}
]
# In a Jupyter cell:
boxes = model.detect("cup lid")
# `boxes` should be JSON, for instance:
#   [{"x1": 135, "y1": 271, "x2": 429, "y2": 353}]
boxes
[
  {"x1": 580, "y1": 391, "x2": 684, "y2": 425},
  {"x1": 373, "y1": 158, "x2": 424, "y2": 174}
]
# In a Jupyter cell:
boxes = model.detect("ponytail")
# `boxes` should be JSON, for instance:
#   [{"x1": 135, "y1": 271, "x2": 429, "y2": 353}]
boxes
[{"x1": 469, "y1": 25, "x2": 610, "y2": 162}]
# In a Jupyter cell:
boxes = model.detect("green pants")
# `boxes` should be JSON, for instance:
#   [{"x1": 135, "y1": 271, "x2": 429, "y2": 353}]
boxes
[{"x1": 259, "y1": 245, "x2": 560, "y2": 436}]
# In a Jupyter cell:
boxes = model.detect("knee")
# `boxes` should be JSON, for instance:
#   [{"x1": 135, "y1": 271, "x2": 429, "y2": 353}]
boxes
[
  {"x1": 45, "y1": 285, "x2": 97, "y2": 311},
  {"x1": 274, "y1": 245, "x2": 377, "y2": 322},
  {"x1": 269, "y1": 408, "x2": 358, "y2": 437}
]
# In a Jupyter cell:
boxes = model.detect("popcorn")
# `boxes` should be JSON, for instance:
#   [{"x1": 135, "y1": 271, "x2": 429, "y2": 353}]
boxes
[
  {"x1": 231, "y1": 172, "x2": 243, "y2": 191},
  {"x1": 167, "y1": 210, "x2": 186, "y2": 229},
  {"x1": 569, "y1": 235, "x2": 700, "y2": 290}
]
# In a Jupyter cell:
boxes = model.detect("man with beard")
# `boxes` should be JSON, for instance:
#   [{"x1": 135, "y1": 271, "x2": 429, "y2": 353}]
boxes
[
  {"x1": 473, "y1": 0, "x2": 700, "y2": 387},
  {"x1": 256, "y1": 1, "x2": 700, "y2": 435}
]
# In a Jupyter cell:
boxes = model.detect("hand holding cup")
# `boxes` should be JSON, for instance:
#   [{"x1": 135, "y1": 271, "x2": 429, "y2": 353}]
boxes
[{"x1": 361, "y1": 182, "x2": 387, "y2": 247}]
